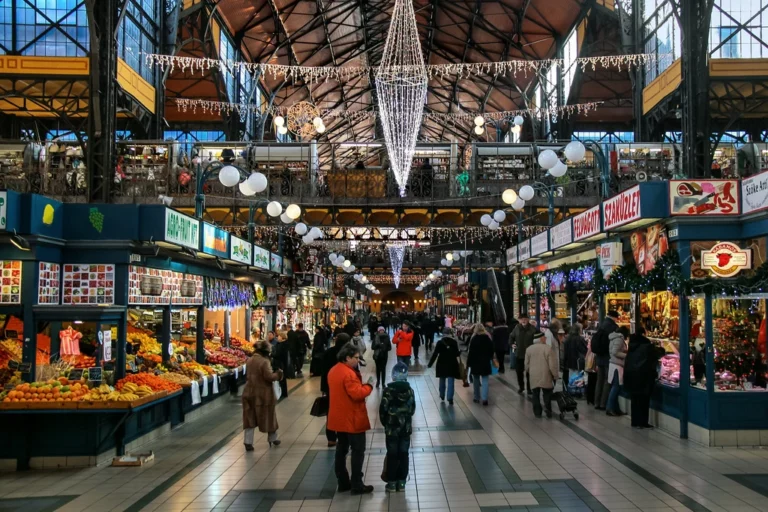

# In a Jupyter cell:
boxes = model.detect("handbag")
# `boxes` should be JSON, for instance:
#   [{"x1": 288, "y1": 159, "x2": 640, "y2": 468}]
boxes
[
  {"x1": 457, "y1": 359, "x2": 467, "y2": 381},
  {"x1": 310, "y1": 395, "x2": 329, "y2": 417}
]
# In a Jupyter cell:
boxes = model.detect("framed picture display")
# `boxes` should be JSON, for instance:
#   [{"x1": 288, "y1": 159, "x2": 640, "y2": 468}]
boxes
[
  {"x1": 62, "y1": 264, "x2": 115, "y2": 305},
  {"x1": 38, "y1": 262, "x2": 60, "y2": 304}
]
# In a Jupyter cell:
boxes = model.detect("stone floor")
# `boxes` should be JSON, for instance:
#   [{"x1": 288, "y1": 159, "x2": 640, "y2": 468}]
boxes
[{"x1": 2, "y1": 342, "x2": 768, "y2": 512}]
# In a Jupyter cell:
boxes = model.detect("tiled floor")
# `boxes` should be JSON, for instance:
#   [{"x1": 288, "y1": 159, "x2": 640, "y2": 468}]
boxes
[{"x1": 2, "y1": 343, "x2": 768, "y2": 512}]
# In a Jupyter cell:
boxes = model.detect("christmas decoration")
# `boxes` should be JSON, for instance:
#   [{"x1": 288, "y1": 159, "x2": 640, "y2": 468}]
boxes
[
  {"x1": 714, "y1": 305, "x2": 760, "y2": 390},
  {"x1": 375, "y1": 0, "x2": 428, "y2": 196},
  {"x1": 287, "y1": 101, "x2": 321, "y2": 139},
  {"x1": 388, "y1": 244, "x2": 406, "y2": 289}
]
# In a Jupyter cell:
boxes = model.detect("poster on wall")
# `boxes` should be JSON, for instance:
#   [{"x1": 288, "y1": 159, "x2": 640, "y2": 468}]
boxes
[
  {"x1": 0, "y1": 260, "x2": 22, "y2": 304},
  {"x1": 253, "y1": 246, "x2": 270, "y2": 270},
  {"x1": 598, "y1": 243, "x2": 623, "y2": 278},
  {"x1": 62, "y1": 264, "x2": 114, "y2": 305},
  {"x1": 270, "y1": 253, "x2": 283, "y2": 274},
  {"x1": 229, "y1": 236, "x2": 252, "y2": 265},
  {"x1": 264, "y1": 287, "x2": 278, "y2": 306},
  {"x1": 128, "y1": 266, "x2": 202, "y2": 305},
  {"x1": 630, "y1": 223, "x2": 669, "y2": 275},
  {"x1": 202, "y1": 223, "x2": 229, "y2": 258},
  {"x1": 742, "y1": 170, "x2": 768, "y2": 215},
  {"x1": 38, "y1": 262, "x2": 60, "y2": 304},
  {"x1": 669, "y1": 180, "x2": 739, "y2": 216}
]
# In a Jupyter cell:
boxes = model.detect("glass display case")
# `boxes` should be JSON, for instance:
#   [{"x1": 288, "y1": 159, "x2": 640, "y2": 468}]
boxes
[{"x1": 711, "y1": 297, "x2": 767, "y2": 392}]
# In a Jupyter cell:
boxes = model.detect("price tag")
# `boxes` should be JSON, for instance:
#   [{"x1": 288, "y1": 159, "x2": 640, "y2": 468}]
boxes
[
  {"x1": 87, "y1": 367, "x2": 103, "y2": 382},
  {"x1": 201, "y1": 376, "x2": 209, "y2": 397},
  {"x1": 190, "y1": 380, "x2": 201, "y2": 406},
  {"x1": 167, "y1": 344, "x2": 173, "y2": 356},
  {"x1": 4, "y1": 384, "x2": 15, "y2": 391},
  {"x1": 135, "y1": 356, "x2": 144, "y2": 366},
  {"x1": 5, "y1": 330, "x2": 18, "y2": 339},
  {"x1": 8, "y1": 360, "x2": 19, "y2": 370},
  {"x1": 69, "y1": 368, "x2": 84, "y2": 381},
  {"x1": 213, "y1": 375, "x2": 219, "y2": 394},
  {"x1": 243, "y1": 364, "x2": 247, "y2": 375},
  {"x1": 103, "y1": 330, "x2": 112, "y2": 361},
  {"x1": 18, "y1": 363, "x2": 31, "y2": 374}
]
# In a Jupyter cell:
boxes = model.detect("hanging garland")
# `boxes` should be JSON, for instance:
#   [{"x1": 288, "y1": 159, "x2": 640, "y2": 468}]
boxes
[
  {"x1": 593, "y1": 251, "x2": 685, "y2": 297},
  {"x1": 204, "y1": 278, "x2": 253, "y2": 310}
]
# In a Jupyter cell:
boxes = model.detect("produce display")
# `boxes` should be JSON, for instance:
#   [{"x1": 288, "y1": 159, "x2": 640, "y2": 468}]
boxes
[
  {"x1": 157, "y1": 372, "x2": 192, "y2": 386},
  {"x1": 181, "y1": 362, "x2": 216, "y2": 376},
  {"x1": 0, "y1": 338, "x2": 22, "y2": 367},
  {"x1": 128, "y1": 332, "x2": 161, "y2": 354},
  {"x1": 85, "y1": 382, "x2": 154, "y2": 402},
  {"x1": 206, "y1": 347, "x2": 247, "y2": 368},
  {"x1": 116, "y1": 373, "x2": 182, "y2": 392},
  {"x1": 230, "y1": 335, "x2": 254, "y2": 356},
  {"x1": 0, "y1": 368, "x2": 20, "y2": 388},
  {"x1": 60, "y1": 354, "x2": 96, "y2": 369},
  {"x1": 1, "y1": 378, "x2": 88, "y2": 403}
]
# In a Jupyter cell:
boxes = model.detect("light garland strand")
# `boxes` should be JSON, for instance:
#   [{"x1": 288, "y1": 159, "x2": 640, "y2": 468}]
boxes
[{"x1": 147, "y1": 53, "x2": 658, "y2": 83}]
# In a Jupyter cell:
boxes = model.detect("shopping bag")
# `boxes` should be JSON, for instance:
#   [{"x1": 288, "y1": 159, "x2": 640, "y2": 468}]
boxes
[
  {"x1": 273, "y1": 380, "x2": 282, "y2": 401},
  {"x1": 584, "y1": 351, "x2": 596, "y2": 373},
  {"x1": 457, "y1": 359, "x2": 467, "y2": 381},
  {"x1": 310, "y1": 395, "x2": 329, "y2": 417}
]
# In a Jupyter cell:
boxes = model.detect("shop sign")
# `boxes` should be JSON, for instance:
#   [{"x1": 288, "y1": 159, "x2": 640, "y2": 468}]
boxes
[
  {"x1": 270, "y1": 253, "x2": 282, "y2": 273},
  {"x1": 0, "y1": 260, "x2": 22, "y2": 304},
  {"x1": 573, "y1": 205, "x2": 601, "y2": 241},
  {"x1": 531, "y1": 231, "x2": 549, "y2": 257},
  {"x1": 630, "y1": 224, "x2": 668, "y2": 275},
  {"x1": 229, "y1": 236, "x2": 252, "y2": 265},
  {"x1": 285, "y1": 296, "x2": 297, "y2": 309},
  {"x1": 518, "y1": 240, "x2": 531, "y2": 262},
  {"x1": 202, "y1": 223, "x2": 229, "y2": 258},
  {"x1": 164, "y1": 209, "x2": 199, "y2": 250},
  {"x1": 670, "y1": 179, "x2": 739, "y2": 216},
  {"x1": 742, "y1": 170, "x2": 768, "y2": 214},
  {"x1": 253, "y1": 246, "x2": 270, "y2": 270},
  {"x1": 0, "y1": 191, "x2": 6, "y2": 230},
  {"x1": 599, "y1": 242, "x2": 623, "y2": 268},
  {"x1": 701, "y1": 242, "x2": 752, "y2": 277},
  {"x1": 506, "y1": 246, "x2": 518, "y2": 266},
  {"x1": 603, "y1": 186, "x2": 641, "y2": 230},
  {"x1": 549, "y1": 219, "x2": 573, "y2": 250}
]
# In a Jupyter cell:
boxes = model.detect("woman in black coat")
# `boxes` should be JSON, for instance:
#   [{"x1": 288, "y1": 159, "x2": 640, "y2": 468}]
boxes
[
  {"x1": 564, "y1": 324, "x2": 588, "y2": 382},
  {"x1": 623, "y1": 326, "x2": 665, "y2": 429},
  {"x1": 466, "y1": 324, "x2": 496, "y2": 405},
  {"x1": 428, "y1": 329, "x2": 461, "y2": 404},
  {"x1": 271, "y1": 332, "x2": 291, "y2": 398},
  {"x1": 310, "y1": 326, "x2": 327, "y2": 376}
]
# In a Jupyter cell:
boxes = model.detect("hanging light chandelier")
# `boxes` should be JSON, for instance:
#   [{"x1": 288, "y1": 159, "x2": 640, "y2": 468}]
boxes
[{"x1": 375, "y1": 0, "x2": 428, "y2": 197}]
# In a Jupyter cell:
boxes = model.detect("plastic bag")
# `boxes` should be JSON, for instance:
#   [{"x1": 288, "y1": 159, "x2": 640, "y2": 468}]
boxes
[{"x1": 273, "y1": 380, "x2": 282, "y2": 400}]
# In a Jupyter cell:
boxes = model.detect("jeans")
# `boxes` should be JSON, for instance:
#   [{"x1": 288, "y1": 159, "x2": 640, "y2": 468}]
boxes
[
  {"x1": 439, "y1": 377, "x2": 455, "y2": 401},
  {"x1": 397, "y1": 355, "x2": 411, "y2": 367},
  {"x1": 472, "y1": 374, "x2": 489, "y2": 401},
  {"x1": 630, "y1": 392, "x2": 651, "y2": 426},
  {"x1": 532, "y1": 388, "x2": 553, "y2": 416},
  {"x1": 516, "y1": 362, "x2": 531, "y2": 393},
  {"x1": 607, "y1": 369, "x2": 622, "y2": 413},
  {"x1": 495, "y1": 350, "x2": 507, "y2": 373},
  {"x1": 595, "y1": 364, "x2": 610, "y2": 408},
  {"x1": 335, "y1": 432, "x2": 366, "y2": 490},
  {"x1": 375, "y1": 357, "x2": 387, "y2": 386},
  {"x1": 385, "y1": 435, "x2": 410, "y2": 482}
]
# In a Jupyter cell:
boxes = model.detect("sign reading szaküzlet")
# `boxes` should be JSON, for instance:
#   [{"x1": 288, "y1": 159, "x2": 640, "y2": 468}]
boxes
[
  {"x1": 603, "y1": 186, "x2": 641, "y2": 230},
  {"x1": 165, "y1": 209, "x2": 200, "y2": 250},
  {"x1": 531, "y1": 231, "x2": 549, "y2": 256},
  {"x1": 549, "y1": 219, "x2": 573, "y2": 250}
]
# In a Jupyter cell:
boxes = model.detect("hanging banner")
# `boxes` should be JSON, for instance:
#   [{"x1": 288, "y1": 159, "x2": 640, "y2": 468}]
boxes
[
  {"x1": 229, "y1": 236, "x2": 252, "y2": 265},
  {"x1": 531, "y1": 231, "x2": 549, "y2": 257},
  {"x1": 742, "y1": 170, "x2": 768, "y2": 215},
  {"x1": 270, "y1": 253, "x2": 283, "y2": 273},
  {"x1": 669, "y1": 179, "x2": 739, "y2": 216},
  {"x1": 518, "y1": 240, "x2": 531, "y2": 262},
  {"x1": 164, "y1": 209, "x2": 200, "y2": 249},
  {"x1": 202, "y1": 223, "x2": 229, "y2": 258},
  {"x1": 599, "y1": 242, "x2": 624, "y2": 268},
  {"x1": 573, "y1": 205, "x2": 601, "y2": 241},
  {"x1": 549, "y1": 219, "x2": 573, "y2": 250},
  {"x1": 603, "y1": 186, "x2": 641, "y2": 230},
  {"x1": 253, "y1": 246, "x2": 270, "y2": 270},
  {"x1": 630, "y1": 223, "x2": 669, "y2": 275},
  {"x1": 506, "y1": 246, "x2": 518, "y2": 266}
]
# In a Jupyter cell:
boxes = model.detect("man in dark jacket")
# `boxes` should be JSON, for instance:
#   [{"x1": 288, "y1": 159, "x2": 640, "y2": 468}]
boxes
[
  {"x1": 509, "y1": 313, "x2": 537, "y2": 395},
  {"x1": 421, "y1": 317, "x2": 435, "y2": 353},
  {"x1": 287, "y1": 325, "x2": 304, "y2": 378},
  {"x1": 296, "y1": 323, "x2": 312, "y2": 376},
  {"x1": 321, "y1": 333, "x2": 351, "y2": 446},
  {"x1": 624, "y1": 326, "x2": 665, "y2": 428},
  {"x1": 593, "y1": 311, "x2": 620, "y2": 411},
  {"x1": 344, "y1": 316, "x2": 357, "y2": 338},
  {"x1": 492, "y1": 323, "x2": 510, "y2": 374}
]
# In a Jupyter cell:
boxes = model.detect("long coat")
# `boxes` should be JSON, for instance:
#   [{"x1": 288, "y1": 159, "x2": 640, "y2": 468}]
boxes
[
  {"x1": 466, "y1": 334, "x2": 494, "y2": 376},
  {"x1": 428, "y1": 336, "x2": 461, "y2": 379},
  {"x1": 242, "y1": 353, "x2": 282, "y2": 433},
  {"x1": 327, "y1": 362, "x2": 373, "y2": 433},
  {"x1": 525, "y1": 343, "x2": 558, "y2": 390}
]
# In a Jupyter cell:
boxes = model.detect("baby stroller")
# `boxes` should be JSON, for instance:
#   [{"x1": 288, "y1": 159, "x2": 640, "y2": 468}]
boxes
[{"x1": 553, "y1": 385, "x2": 579, "y2": 421}]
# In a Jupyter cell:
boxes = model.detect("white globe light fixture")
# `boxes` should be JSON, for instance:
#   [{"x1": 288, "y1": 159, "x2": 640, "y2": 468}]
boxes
[
  {"x1": 441, "y1": 258, "x2": 449, "y2": 266},
  {"x1": 316, "y1": 123, "x2": 326, "y2": 134},
  {"x1": 218, "y1": 165, "x2": 240, "y2": 187},
  {"x1": 493, "y1": 210, "x2": 507, "y2": 223},
  {"x1": 348, "y1": 264, "x2": 356, "y2": 272},
  {"x1": 474, "y1": 125, "x2": 484, "y2": 136},
  {"x1": 489, "y1": 220, "x2": 500, "y2": 230},
  {"x1": 266, "y1": 201, "x2": 283, "y2": 217},
  {"x1": 513, "y1": 115, "x2": 524, "y2": 126},
  {"x1": 474, "y1": 115, "x2": 485, "y2": 126},
  {"x1": 285, "y1": 203, "x2": 302, "y2": 220},
  {"x1": 312, "y1": 117, "x2": 324, "y2": 129},
  {"x1": 480, "y1": 214, "x2": 493, "y2": 226},
  {"x1": 451, "y1": 252, "x2": 460, "y2": 261},
  {"x1": 329, "y1": 252, "x2": 338, "y2": 262},
  {"x1": 537, "y1": 149, "x2": 559, "y2": 170},
  {"x1": 549, "y1": 160, "x2": 568, "y2": 178},
  {"x1": 446, "y1": 253, "x2": 453, "y2": 261},
  {"x1": 274, "y1": 115, "x2": 285, "y2": 127},
  {"x1": 564, "y1": 141, "x2": 586, "y2": 162},
  {"x1": 502, "y1": 189, "x2": 518, "y2": 205},
  {"x1": 512, "y1": 197, "x2": 525, "y2": 211},
  {"x1": 519, "y1": 185, "x2": 535, "y2": 201},
  {"x1": 247, "y1": 172, "x2": 268, "y2": 193},
  {"x1": 238, "y1": 180, "x2": 256, "y2": 196},
  {"x1": 295, "y1": 223, "x2": 308, "y2": 236},
  {"x1": 310, "y1": 227, "x2": 323, "y2": 239},
  {"x1": 277, "y1": 125, "x2": 288, "y2": 135},
  {"x1": 280, "y1": 212, "x2": 293, "y2": 224},
  {"x1": 343, "y1": 260, "x2": 351, "y2": 268}
]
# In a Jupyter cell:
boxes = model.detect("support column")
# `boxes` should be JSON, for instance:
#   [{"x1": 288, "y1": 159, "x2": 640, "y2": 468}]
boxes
[
  {"x1": 86, "y1": 0, "x2": 119, "y2": 202},
  {"x1": 161, "y1": 306, "x2": 171, "y2": 364},
  {"x1": 680, "y1": 0, "x2": 715, "y2": 178}
]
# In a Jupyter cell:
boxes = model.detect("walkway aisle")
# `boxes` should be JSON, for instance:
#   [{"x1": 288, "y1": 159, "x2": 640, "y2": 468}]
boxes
[{"x1": 1, "y1": 344, "x2": 768, "y2": 512}]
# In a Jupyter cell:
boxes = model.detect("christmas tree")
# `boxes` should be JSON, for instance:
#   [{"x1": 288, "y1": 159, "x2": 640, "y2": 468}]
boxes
[{"x1": 714, "y1": 308, "x2": 760, "y2": 387}]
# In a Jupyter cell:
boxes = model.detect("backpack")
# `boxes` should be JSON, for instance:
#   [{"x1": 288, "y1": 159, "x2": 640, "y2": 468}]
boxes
[{"x1": 591, "y1": 329, "x2": 610, "y2": 357}]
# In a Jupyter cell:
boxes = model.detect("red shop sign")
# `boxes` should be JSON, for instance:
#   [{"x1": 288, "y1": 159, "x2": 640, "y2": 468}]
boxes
[
  {"x1": 603, "y1": 186, "x2": 641, "y2": 231},
  {"x1": 573, "y1": 205, "x2": 601, "y2": 241}
]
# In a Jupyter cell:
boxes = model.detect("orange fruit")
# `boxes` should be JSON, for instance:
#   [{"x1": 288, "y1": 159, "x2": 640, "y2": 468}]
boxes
[
  {"x1": 55, "y1": 398, "x2": 63, "y2": 402},
  {"x1": 24, "y1": 393, "x2": 31, "y2": 399},
  {"x1": 11, "y1": 398, "x2": 18, "y2": 402},
  {"x1": 45, "y1": 393, "x2": 53, "y2": 399},
  {"x1": 3, "y1": 398, "x2": 10, "y2": 402}
]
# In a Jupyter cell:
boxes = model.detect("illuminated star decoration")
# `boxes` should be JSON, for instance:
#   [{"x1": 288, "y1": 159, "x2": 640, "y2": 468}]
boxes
[
  {"x1": 374, "y1": 0, "x2": 428, "y2": 197},
  {"x1": 388, "y1": 244, "x2": 406, "y2": 289}
]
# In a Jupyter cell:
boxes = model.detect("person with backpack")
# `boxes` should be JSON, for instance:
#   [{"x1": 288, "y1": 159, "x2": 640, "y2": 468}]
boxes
[
  {"x1": 379, "y1": 362, "x2": 416, "y2": 492},
  {"x1": 371, "y1": 326, "x2": 392, "y2": 388},
  {"x1": 592, "y1": 310, "x2": 620, "y2": 411}
]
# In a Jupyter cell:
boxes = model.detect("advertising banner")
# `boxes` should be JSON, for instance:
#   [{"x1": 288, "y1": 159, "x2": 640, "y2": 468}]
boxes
[
  {"x1": 229, "y1": 236, "x2": 252, "y2": 265},
  {"x1": 518, "y1": 240, "x2": 531, "y2": 262},
  {"x1": 253, "y1": 246, "x2": 270, "y2": 269},
  {"x1": 630, "y1": 223, "x2": 668, "y2": 275},
  {"x1": 603, "y1": 186, "x2": 641, "y2": 230},
  {"x1": 669, "y1": 179, "x2": 739, "y2": 216},
  {"x1": 549, "y1": 219, "x2": 573, "y2": 250},
  {"x1": 573, "y1": 205, "x2": 601, "y2": 241},
  {"x1": 742, "y1": 170, "x2": 768, "y2": 215},
  {"x1": 531, "y1": 231, "x2": 549, "y2": 257},
  {"x1": 506, "y1": 246, "x2": 518, "y2": 266},
  {"x1": 202, "y1": 223, "x2": 229, "y2": 258},
  {"x1": 165, "y1": 209, "x2": 200, "y2": 250}
]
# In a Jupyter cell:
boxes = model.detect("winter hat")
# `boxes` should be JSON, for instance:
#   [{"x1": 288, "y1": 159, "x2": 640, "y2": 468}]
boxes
[
  {"x1": 533, "y1": 332, "x2": 545, "y2": 340},
  {"x1": 377, "y1": 326, "x2": 385, "y2": 332},
  {"x1": 391, "y1": 362, "x2": 409, "y2": 382}
]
